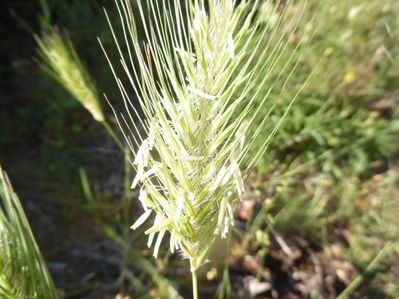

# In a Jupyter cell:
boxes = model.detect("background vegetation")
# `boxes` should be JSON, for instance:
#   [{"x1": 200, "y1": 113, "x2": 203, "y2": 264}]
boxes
[{"x1": 0, "y1": 0, "x2": 398, "y2": 298}]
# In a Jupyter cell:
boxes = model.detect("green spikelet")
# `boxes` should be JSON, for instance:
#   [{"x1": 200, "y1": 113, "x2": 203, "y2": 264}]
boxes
[
  {"x1": 0, "y1": 166, "x2": 57, "y2": 298},
  {"x1": 36, "y1": 29, "x2": 105, "y2": 123},
  {"x1": 102, "y1": 0, "x2": 308, "y2": 272}
]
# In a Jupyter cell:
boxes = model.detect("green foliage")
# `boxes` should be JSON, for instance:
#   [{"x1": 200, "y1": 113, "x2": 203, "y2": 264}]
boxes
[
  {"x1": 240, "y1": 0, "x2": 399, "y2": 295},
  {"x1": 251, "y1": 0, "x2": 399, "y2": 176},
  {"x1": 241, "y1": 0, "x2": 399, "y2": 245},
  {"x1": 0, "y1": 166, "x2": 57, "y2": 299}
]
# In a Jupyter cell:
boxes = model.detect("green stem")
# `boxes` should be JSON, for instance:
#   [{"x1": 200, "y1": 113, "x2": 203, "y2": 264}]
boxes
[
  {"x1": 119, "y1": 150, "x2": 132, "y2": 289},
  {"x1": 192, "y1": 270, "x2": 198, "y2": 299},
  {"x1": 102, "y1": 120, "x2": 126, "y2": 153},
  {"x1": 223, "y1": 233, "x2": 232, "y2": 298},
  {"x1": 337, "y1": 242, "x2": 394, "y2": 299}
]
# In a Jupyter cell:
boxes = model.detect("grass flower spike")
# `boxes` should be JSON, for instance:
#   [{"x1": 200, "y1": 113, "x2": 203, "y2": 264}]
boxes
[
  {"x1": 36, "y1": 29, "x2": 105, "y2": 122},
  {"x1": 0, "y1": 166, "x2": 57, "y2": 298},
  {"x1": 102, "y1": 0, "x2": 307, "y2": 284}
]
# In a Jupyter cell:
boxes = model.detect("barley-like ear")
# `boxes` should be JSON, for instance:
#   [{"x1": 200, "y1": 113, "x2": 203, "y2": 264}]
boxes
[
  {"x1": 102, "y1": 0, "x2": 308, "y2": 273},
  {"x1": 36, "y1": 28, "x2": 105, "y2": 122},
  {"x1": 0, "y1": 166, "x2": 57, "y2": 298}
]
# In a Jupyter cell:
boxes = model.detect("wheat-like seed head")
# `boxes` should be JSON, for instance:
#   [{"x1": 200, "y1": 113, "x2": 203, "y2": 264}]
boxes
[
  {"x1": 0, "y1": 166, "x2": 57, "y2": 298},
  {"x1": 36, "y1": 29, "x2": 105, "y2": 122},
  {"x1": 102, "y1": 0, "x2": 309, "y2": 271}
]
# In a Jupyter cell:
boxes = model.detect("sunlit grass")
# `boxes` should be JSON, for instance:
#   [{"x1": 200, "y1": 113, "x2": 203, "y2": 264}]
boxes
[
  {"x1": 0, "y1": 166, "x2": 57, "y2": 299},
  {"x1": 36, "y1": 29, "x2": 105, "y2": 123}
]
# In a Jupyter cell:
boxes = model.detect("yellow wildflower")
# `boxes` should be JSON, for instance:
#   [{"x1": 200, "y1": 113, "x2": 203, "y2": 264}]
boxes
[{"x1": 344, "y1": 71, "x2": 356, "y2": 83}]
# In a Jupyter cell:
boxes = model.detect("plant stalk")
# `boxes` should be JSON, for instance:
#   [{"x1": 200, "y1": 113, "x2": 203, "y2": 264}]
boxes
[
  {"x1": 192, "y1": 269, "x2": 198, "y2": 299},
  {"x1": 337, "y1": 241, "x2": 394, "y2": 299},
  {"x1": 102, "y1": 120, "x2": 125, "y2": 153}
]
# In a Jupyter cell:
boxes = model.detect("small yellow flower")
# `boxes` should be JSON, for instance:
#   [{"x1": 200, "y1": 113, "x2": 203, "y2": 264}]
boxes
[{"x1": 344, "y1": 71, "x2": 356, "y2": 83}]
